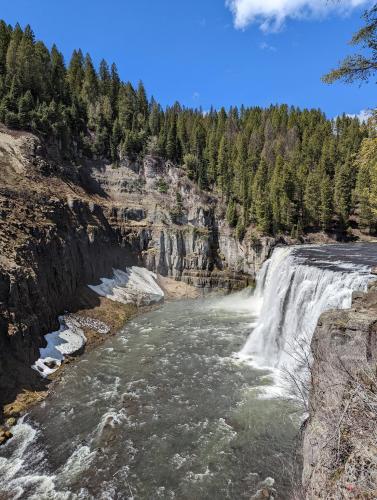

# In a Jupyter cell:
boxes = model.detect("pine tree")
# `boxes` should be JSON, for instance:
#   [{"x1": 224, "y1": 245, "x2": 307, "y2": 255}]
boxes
[
  {"x1": 67, "y1": 49, "x2": 84, "y2": 97},
  {"x1": 5, "y1": 23, "x2": 23, "y2": 89},
  {"x1": 226, "y1": 199, "x2": 238, "y2": 227},
  {"x1": 216, "y1": 135, "x2": 229, "y2": 198},
  {"x1": 206, "y1": 129, "x2": 217, "y2": 184},
  {"x1": 355, "y1": 137, "x2": 377, "y2": 231},
  {"x1": 18, "y1": 90, "x2": 33, "y2": 128},
  {"x1": 252, "y1": 158, "x2": 271, "y2": 233},
  {"x1": 183, "y1": 153, "x2": 199, "y2": 180},
  {"x1": 198, "y1": 161, "x2": 208, "y2": 191},
  {"x1": 177, "y1": 113, "x2": 189, "y2": 156},
  {"x1": 0, "y1": 21, "x2": 11, "y2": 78},
  {"x1": 50, "y1": 45, "x2": 66, "y2": 102},
  {"x1": 166, "y1": 117, "x2": 179, "y2": 163},
  {"x1": 16, "y1": 25, "x2": 35, "y2": 94},
  {"x1": 192, "y1": 121, "x2": 206, "y2": 163},
  {"x1": 118, "y1": 82, "x2": 136, "y2": 131},
  {"x1": 334, "y1": 159, "x2": 354, "y2": 227},
  {"x1": 136, "y1": 80, "x2": 148, "y2": 127},
  {"x1": 81, "y1": 53, "x2": 98, "y2": 105},
  {"x1": 236, "y1": 212, "x2": 246, "y2": 240},
  {"x1": 304, "y1": 169, "x2": 321, "y2": 227},
  {"x1": 233, "y1": 134, "x2": 248, "y2": 202},
  {"x1": 320, "y1": 174, "x2": 332, "y2": 230},
  {"x1": 149, "y1": 100, "x2": 160, "y2": 136},
  {"x1": 270, "y1": 156, "x2": 294, "y2": 232},
  {"x1": 99, "y1": 59, "x2": 111, "y2": 98},
  {"x1": 110, "y1": 62, "x2": 120, "y2": 110}
]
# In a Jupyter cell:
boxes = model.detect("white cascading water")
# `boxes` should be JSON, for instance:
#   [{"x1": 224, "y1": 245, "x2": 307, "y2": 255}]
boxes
[{"x1": 240, "y1": 246, "x2": 372, "y2": 372}]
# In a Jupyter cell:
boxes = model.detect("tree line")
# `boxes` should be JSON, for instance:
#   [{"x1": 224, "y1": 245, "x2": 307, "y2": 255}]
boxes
[{"x1": 0, "y1": 20, "x2": 376, "y2": 238}]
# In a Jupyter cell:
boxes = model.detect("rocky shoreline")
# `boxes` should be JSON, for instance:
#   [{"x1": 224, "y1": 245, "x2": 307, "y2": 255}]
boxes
[{"x1": 0, "y1": 290, "x2": 135, "y2": 436}]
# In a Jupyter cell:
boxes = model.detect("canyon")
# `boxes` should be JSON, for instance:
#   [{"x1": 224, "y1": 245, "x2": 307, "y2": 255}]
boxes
[
  {"x1": 0, "y1": 125, "x2": 276, "y2": 418},
  {"x1": 2, "y1": 125, "x2": 377, "y2": 498}
]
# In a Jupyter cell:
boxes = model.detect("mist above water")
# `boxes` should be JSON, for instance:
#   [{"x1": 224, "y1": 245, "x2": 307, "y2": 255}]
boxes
[{"x1": 240, "y1": 244, "x2": 374, "y2": 373}]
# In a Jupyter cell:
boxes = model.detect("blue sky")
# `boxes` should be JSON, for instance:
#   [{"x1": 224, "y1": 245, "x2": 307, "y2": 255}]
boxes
[{"x1": 2, "y1": 0, "x2": 375, "y2": 118}]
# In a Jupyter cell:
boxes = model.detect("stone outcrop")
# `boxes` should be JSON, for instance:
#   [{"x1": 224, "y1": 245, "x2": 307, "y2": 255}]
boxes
[
  {"x1": 0, "y1": 126, "x2": 277, "y2": 416},
  {"x1": 302, "y1": 281, "x2": 377, "y2": 498}
]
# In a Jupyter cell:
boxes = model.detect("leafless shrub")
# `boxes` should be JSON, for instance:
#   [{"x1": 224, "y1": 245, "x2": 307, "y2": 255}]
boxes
[
  {"x1": 279, "y1": 335, "x2": 313, "y2": 414},
  {"x1": 308, "y1": 353, "x2": 377, "y2": 497}
]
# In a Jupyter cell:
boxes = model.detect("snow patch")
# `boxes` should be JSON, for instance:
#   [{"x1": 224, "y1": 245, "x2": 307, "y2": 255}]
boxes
[
  {"x1": 33, "y1": 267, "x2": 161, "y2": 378},
  {"x1": 88, "y1": 267, "x2": 164, "y2": 306},
  {"x1": 32, "y1": 315, "x2": 87, "y2": 377}
]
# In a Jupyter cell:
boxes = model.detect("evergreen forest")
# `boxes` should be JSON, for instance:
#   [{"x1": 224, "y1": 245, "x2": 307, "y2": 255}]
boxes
[{"x1": 1, "y1": 20, "x2": 376, "y2": 238}]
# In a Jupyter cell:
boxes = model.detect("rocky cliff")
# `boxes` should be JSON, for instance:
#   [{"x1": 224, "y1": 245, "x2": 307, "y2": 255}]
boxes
[
  {"x1": 0, "y1": 126, "x2": 277, "y2": 417},
  {"x1": 302, "y1": 280, "x2": 377, "y2": 498}
]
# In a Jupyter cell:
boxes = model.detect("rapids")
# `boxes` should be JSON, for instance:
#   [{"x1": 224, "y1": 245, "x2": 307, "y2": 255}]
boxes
[
  {"x1": 1, "y1": 242, "x2": 377, "y2": 499},
  {"x1": 0, "y1": 294, "x2": 299, "y2": 499}
]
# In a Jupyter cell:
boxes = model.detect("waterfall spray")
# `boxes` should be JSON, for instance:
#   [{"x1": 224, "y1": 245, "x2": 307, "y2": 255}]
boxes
[{"x1": 240, "y1": 245, "x2": 372, "y2": 372}]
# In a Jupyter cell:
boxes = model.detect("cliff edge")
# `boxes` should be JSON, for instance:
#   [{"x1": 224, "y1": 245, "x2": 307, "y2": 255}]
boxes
[{"x1": 302, "y1": 279, "x2": 377, "y2": 498}]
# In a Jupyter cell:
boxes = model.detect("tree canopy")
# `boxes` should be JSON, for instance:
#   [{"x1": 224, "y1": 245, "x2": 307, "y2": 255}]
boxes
[
  {"x1": 323, "y1": 5, "x2": 377, "y2": 84},
  {"x1": 0, "y1": 20, "x2": 375, "y2": 238}
]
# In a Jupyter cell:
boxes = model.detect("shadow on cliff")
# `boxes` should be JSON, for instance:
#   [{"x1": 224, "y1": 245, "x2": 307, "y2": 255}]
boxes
[
  {"x1": 67, "y1": 285, "x2": 103, "y2": 312},
  {"x1": 0, "y1": 351, "x2": 49, "y2": 422},
  {"x1": 0, "y1": 283, "x2": 111, "y2": 424},
  {"x1": 76, "y1": 162, "x2": 111, "y2": 199}
]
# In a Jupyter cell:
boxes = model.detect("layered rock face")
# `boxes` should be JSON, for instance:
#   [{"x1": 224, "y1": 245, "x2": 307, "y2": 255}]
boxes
[
  {"x1": 89, "y1": 155, "x2": 275, "y2": 286},
  {"x1": 302, "y1": 282, "x2": 377, "y2": 498},
  {"x1": 0, "y1": 127, "x2": 275, "y2": 411}
]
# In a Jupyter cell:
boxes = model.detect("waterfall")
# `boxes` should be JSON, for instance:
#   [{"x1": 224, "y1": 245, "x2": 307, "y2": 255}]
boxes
[{"x1": 241, "y1": 245, "x2": 372, "y2": 371}]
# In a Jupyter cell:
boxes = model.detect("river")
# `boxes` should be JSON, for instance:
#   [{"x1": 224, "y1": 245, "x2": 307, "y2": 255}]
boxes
[{"x1": 1, "y1": 242, "x2": 377, "y2": 499}]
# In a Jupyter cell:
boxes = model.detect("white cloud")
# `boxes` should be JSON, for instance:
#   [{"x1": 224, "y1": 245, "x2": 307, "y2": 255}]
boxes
[
  {"x1": 226, "y1": 0, "x2": 369, "y2": 32},
  {"x1": 193, "y1": 91, "x2": 200, "y2": 100},
  {"x1": 259, "y1": 41, "x2": 277, "y2": 51},
  {"x1": 346, "y1": 109, "x2": 373, "y2": 123}
]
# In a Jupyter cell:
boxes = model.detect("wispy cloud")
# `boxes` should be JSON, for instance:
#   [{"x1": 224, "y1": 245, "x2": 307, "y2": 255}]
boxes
[
  {"x1": 226, "y1": 0, "x2": 369, "y2": 32},
  {"x1": 346, "y1": 109, "x2": 372, "y2": 123},
  {"x1": 192, "y1": 91, "x2": 200, "y2": 100},
  {"x1": 259, "y1": 41, "x2": 277, "y2": 51}
]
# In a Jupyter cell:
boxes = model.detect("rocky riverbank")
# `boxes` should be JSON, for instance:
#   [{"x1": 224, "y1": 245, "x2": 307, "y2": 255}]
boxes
[{"x1": 302, "y1": 279, "x2": 377, "y2": 498}]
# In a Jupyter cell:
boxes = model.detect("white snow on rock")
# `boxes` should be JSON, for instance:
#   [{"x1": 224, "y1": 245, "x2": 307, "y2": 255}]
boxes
[
  {"x1": 88, "y1": 267, "x2": 164, "y2": 306},
  {"x1": 32, "y1": 315, "x2": 87, "y2": 377},
  {"x1": 33, "y1": 267, "x2": 161, "y2": 378}
]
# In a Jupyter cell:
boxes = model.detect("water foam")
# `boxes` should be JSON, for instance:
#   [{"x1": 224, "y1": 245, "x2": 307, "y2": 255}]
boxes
[
  {"x1": 240, "y1": 246, "x2": 371, "y2": 375},
  {"x1": 0, "y1": 419, "x2": 62, "y2": 499}
]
